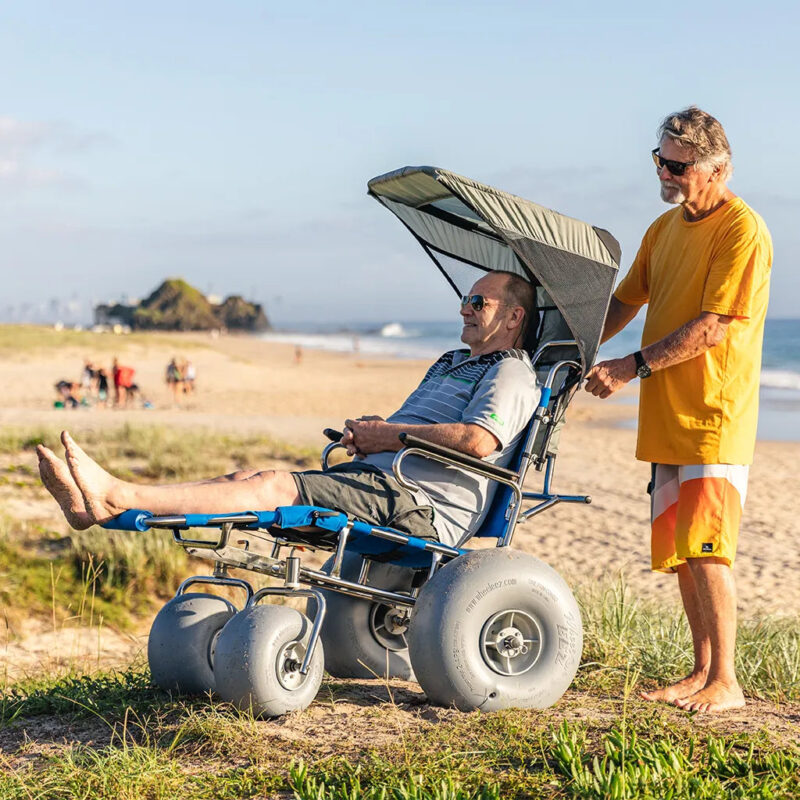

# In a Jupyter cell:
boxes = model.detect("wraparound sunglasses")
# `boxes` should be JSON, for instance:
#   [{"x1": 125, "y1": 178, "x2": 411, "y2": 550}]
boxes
[
  {"x1": 651, "y1": 148, "x2": 696, "y2": 177},
  {"x1": 461, "y1": 294, "x2": 508, "y2": 311}
]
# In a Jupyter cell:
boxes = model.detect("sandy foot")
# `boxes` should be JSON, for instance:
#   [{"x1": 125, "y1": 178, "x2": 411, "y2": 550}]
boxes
[
  {"x1": 640, "y1": 673, "x2": 708, "y2": 704},
  {"x1": 36, "y1": 446, "x2": 93, "y2": 530},
  {"x1": 61, "y1": 431, "x2": 124, "y2": 525},
  {"x1": 674, "y1": 680, "x2": 746, "y2": 713}
]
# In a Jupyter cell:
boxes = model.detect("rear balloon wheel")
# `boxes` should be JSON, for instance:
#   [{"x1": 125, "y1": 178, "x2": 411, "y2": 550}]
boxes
[{"x1": 307, "y1": 553, "x2": 416, "y2": 680}]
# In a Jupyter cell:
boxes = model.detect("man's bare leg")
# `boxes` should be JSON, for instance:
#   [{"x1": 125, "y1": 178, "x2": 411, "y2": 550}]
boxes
[
  {"x1": 640, "y1": 562, "x2": 710, "y2": 703},
  {"x1": 674, "y1": 557, "x2": 744, "y2": 712},
  {"x1": 44, "y1": 431, "x2": 300, "y2": 527}
]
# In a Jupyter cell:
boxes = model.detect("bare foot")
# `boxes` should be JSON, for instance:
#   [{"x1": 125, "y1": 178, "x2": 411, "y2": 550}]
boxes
[
  {"x1": 674, "y1": 680, "x2": 745, "y2": 713},
  {"x1": 60, "y1": 431, "x2": 125, "y2": 525},
  {"x1": 37, "y1": 445, "x2": 93, "y2": 530},
  {"x1": 640, "y1": 672, "x2": 708, "y2": 704}
]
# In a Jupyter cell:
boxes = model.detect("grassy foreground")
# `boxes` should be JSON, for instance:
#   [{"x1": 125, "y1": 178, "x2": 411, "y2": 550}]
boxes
[
  {"x1": 1, "y1": 426, "x2": 798, "y2": 798},
  {"x1": 1, "y1": 580, "x2": 798, "y2": 799}
]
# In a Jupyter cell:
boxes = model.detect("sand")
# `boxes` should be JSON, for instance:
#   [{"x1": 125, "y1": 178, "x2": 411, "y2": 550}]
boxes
[{"x1": 1, "y1": 329, "x2": 798, "y2": 678}]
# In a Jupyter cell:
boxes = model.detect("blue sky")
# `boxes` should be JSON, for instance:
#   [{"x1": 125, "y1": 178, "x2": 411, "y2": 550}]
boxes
[{"x1": 2, "y1": 0, "x2": 798, "y2": 325}]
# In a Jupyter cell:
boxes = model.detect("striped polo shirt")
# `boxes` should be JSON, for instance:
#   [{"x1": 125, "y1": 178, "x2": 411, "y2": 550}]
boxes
[{"x1": 361, "y1": 349, "x2": 539, "y2": 546}]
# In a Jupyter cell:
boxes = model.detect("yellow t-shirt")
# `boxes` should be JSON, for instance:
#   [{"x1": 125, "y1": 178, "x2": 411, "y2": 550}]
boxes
[{"x1": 615, "y1": 197, "x2": 772, "y2": 465}]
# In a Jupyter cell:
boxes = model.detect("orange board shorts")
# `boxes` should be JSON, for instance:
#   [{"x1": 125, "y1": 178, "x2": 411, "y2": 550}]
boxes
[{"x1": 650, "y1": 463, "x2": 749, "y2": 573}]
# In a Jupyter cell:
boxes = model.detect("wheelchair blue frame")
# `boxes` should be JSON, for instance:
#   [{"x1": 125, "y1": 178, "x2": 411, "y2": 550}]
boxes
[{"x1": 106, "y1": 347, "x2": 590, "y2": 680}]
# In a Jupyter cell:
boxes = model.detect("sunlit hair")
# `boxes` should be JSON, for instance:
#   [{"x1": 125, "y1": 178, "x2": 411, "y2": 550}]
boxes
[
  {"x1": 658, "y1": 106, "x2": 733, "y2": 180},
  {"x1": 490, "y1": 270, "x2": 536, "y2": 347}
]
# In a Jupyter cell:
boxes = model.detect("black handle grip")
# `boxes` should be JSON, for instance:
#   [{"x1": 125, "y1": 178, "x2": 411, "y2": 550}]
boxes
[
  {"x1": 398, "y1": 432, "x2": 519, "y2": 482},
  {"x1": 323, "y1": 428, "x2": 344, "y2": 442}
]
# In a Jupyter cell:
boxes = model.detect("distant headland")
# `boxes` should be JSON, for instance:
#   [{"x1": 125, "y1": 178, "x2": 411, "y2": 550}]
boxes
[{"x1": 94, "y1": 278, "x2": 270, "y2": 332}]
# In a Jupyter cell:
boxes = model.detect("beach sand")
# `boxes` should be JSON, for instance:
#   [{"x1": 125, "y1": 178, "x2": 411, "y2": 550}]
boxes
[{"x1": 2, "y1": 329, "x2": 797, "y2": 675}]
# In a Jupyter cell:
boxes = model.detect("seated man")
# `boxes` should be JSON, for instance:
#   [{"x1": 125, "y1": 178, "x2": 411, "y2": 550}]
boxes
[{"x1": 39, "y1": 270, "x2": 539, "y2": 549}]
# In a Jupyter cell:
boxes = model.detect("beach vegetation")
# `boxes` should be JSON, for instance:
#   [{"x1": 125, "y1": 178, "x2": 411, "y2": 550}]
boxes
[
  {"x1": 0, "y1": 423, "x2": 318, "y2": 479},
  {"x1": 0, "y1": 323, "x2": 210, "y2": 356},
  {"x1": 1, "y1": 425, "x2": 797, "y2": 798}
]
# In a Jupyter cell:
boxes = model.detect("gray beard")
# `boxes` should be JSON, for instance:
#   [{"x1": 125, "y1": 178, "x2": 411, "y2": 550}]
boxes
[{"x1": 660, "y1": 183, "x2": 686, "y2": 204}]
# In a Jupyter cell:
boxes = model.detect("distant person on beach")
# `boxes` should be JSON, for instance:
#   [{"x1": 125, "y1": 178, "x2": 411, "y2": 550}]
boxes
[
  {"x1": 38, "y1": 271, "x2": 538, "y2": 553},
  {"x1": 80, "y1": 360, "x2": 96, "y2": 398},
  {"x1": 54, "y1": 380, "x2": 81, "y2": 409},
  {"x1": 584, "y1": 107, "x2": 772, "y2": 713},
  {"x1": 294, "y1": 345, "x2": 303, "y2": 366},
  {"x1": 112, "y1": 358, "x2": 136, "y2": 408},
  {"x1": 96, "y1": 368, "x2": 110, "y2": 406},
  {"x1": 183, "y1": 360, "x2": 196, "y2": 395},
  {"x1": 165, "y1": 358, "x2": 183, "y2": 404}
]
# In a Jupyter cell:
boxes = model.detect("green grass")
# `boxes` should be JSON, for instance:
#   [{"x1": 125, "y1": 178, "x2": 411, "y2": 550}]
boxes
[
  {"x1": 0, "y1": 323, "x2": 209, "y2": 355},
  {"x1": 0, "y1": 423, "x2": 317, "y2": 479},
  {"x1": 2, "y1": 583, "x2": 798, "y2": 798},
  {"x1": 2, "y1": 420, "x2": 798, "y2": 798},
  {"x1": 0, "y1": 515, "x2": 184, "y2": 631},
  {"x1": 577, "y1": 577, "x2": 800, "y2": 703},
  {"x1": 1, "y1": 683, "x2": 798, "y2": 799}
]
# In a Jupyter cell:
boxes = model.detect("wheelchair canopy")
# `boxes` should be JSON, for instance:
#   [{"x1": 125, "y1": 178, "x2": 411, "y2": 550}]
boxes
[{"x1": 368, "y1": 166, "x2": 621, "y2": 375}]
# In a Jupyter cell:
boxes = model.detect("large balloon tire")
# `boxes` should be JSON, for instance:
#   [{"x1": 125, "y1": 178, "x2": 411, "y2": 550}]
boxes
[
  {"x1": 306, "y1": 553, "x2": 416, "y2": 680},
  {"x1": 407, "y1": 549, "x2": 583, "y2": 711},
  {"x1": 213, "y1": 604, "x2": 324, "y2": 717},
  {"x1": 147, "y1": 592, "x2": 237, "y2": 695}
]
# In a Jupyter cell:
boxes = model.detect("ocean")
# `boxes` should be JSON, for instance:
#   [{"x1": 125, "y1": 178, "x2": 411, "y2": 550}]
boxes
[{"x1": 261, "y1": 318, "x2": 800, "y2": 442}]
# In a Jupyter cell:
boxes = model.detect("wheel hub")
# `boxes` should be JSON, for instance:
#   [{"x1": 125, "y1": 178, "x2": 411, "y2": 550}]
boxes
[
  {"x1": 276, "y1": 640, "x2": 309, "y2": 691},
  {"x1": 369, "y1": 603, "x2": 410, "y2": 652},
  {"x1": 494, "y1": 627, "x2": 528, "y2": 658},
  {"x1": 479, "y1": 609, "x2": 543, "y2": 676}
]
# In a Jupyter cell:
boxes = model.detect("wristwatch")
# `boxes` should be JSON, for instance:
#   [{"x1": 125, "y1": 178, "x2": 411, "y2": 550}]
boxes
[{"x1": 633, "y1": 351, "x2": 652, "y2": 379}]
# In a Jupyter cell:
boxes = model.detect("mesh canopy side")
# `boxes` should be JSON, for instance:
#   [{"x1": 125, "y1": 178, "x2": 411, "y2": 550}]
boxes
[{"x1": 505, "y1": 237, "x2": 616, "y2": 370}]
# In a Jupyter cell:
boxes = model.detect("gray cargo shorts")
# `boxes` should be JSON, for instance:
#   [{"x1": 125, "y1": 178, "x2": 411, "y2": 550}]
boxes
[{"x1": 291, "y1": 462, "x2": 438, "y2": 540}]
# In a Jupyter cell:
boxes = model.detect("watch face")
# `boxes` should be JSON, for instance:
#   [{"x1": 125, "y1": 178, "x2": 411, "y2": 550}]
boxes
[{"x1": 637, "y1": 364, "x2": 651, "y2": 379}]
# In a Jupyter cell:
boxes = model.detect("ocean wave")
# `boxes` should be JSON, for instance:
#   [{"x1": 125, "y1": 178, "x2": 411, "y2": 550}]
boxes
[
  {"x1": 379, "y1": 322, "x2": 409, "y2": 338},
  {"x1": 761, "y1": 369, "x2": 800, "y2": 392}
]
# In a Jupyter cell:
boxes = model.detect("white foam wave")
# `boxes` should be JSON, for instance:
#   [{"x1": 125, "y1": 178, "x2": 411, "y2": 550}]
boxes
[
  {"x1": 761, "y1": 369, "x2": 800, "y2": 392},
  {"x1": 379, "y1": 322, "x2": 417, "y2": 338}
]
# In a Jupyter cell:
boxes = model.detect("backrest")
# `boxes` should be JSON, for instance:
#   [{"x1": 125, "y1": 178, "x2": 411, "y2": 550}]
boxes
[{"x1": 465, "y1": 356, "x2": 580, "y2": 545}]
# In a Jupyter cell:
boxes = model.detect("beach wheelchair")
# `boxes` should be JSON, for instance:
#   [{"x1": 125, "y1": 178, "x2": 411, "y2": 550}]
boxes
[{"x1": 106, "y1": 167, "x2": 620, "y2": 716}]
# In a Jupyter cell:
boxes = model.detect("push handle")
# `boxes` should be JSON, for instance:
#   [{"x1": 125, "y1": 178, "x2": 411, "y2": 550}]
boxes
[{"x1": 323, "y1": 428, "x2": 344, "y2": 442}]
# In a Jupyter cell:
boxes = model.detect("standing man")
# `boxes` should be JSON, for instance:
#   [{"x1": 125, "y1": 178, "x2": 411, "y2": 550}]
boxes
[{"x1": 585, "y1": 107, "x2": 772, "y2": 713}]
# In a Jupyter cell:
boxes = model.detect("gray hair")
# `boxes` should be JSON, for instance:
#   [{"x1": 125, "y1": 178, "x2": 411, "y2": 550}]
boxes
[
  {"x1": 491, "y1": 270, "x2": 536, "y2": 348},
  {"x1": 658, "y1": 106, "x2": 733, "y2": 180},
  {"x1": 491, "y1": 270, "x2": 536, "y2": 314}
]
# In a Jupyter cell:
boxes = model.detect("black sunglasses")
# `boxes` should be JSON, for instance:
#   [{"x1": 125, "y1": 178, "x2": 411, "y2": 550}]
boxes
[
  {"x1": 651, "y1": 148, "x2": 696, "y2": 177},
  {"x1": 461, "y1": 294, "x2": 514, "y2": 311},
  {"x1": 461, "y1": 294, "x2": 498, "y2": 311}
]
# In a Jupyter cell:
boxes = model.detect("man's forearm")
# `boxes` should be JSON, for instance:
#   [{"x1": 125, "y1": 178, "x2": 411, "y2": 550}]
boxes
[
  {"x1": 584, "y1": 311, "x2": 732, "y2": 399},
  {"x1": 347, "y1": 420, "x2": 498, "y2": 459},
  {"x1": 385, "y1": 422, "x2": 496, "y2": 458},
  {"x1": 641, "y1": 312, "x2": 732, "y2": 372}
]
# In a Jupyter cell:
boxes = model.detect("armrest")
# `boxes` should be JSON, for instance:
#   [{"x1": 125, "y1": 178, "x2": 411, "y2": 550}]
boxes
[{"x1": 398, "y1": 433, "x2": 518, "y2": 482}]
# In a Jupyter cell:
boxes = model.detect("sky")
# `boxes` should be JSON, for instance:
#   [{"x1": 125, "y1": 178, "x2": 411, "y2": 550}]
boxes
[{"x1": 2, "y1": 0, "x2": 798, "y2": 326}]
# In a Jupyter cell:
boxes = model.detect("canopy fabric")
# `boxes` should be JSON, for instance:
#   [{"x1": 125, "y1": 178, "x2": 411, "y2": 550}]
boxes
[{"x1": 368, "y1": 166, "x2": 621, "y2": 373}]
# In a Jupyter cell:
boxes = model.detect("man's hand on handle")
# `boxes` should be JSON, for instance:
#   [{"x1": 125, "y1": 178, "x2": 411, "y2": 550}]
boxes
[
  {"x1": 584, "y1": 355, "x2": 637, "y2": 399},
  {"x1": 342, "y1": 416, "x2": 387, "y2": 457}
]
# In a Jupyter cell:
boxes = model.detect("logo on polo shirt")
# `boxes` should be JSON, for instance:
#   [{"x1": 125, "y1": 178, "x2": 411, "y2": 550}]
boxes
[{"x1": 701, "y1": 543, "x2": 714, "y2": 553}]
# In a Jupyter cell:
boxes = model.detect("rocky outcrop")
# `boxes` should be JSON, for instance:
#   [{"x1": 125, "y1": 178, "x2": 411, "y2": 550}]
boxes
[{"x1": 95, "y1": 279, "x2": 271, "y2": 332}]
